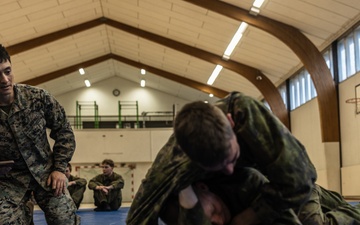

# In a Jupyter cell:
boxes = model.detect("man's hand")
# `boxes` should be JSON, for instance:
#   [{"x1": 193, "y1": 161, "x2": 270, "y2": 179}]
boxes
[
  {"x1": 96, "y1": 186, "x2": 109, "y2": 195},
  {"x1": 47, "y1": 171, "x2": 67, "y2": 196},
  {"x1": 178, "y1": 185, "x2": 198, "y2": 209},
  {"x1": 68, "y1": 181, "x2": 76, "y2": 186},
  {"x1": 230, "y1": 208, "x2": 260, "y2": 225}
]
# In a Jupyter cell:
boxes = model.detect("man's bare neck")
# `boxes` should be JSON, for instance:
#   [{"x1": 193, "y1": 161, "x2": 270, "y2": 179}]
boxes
[{"x1": 0, "y1": 94, "x2": 14, "y2": 106}]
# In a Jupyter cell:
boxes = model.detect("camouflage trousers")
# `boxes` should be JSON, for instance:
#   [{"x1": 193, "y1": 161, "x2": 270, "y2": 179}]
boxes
[
  {"x1": 0, "y1": 187, "x2": 80, "y2": 225},
  {"x1": 298, "y1": 185, "x2": 360, "y2": 225}
]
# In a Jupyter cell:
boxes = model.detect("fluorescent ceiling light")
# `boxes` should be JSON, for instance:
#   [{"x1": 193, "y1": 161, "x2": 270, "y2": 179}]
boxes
[
  {"x1": 223, "y1": 22, "x2": 248, "y2": 59},
  {"x1": 79, "y1": 68, "x2": 85, "y2": 75},
  {"x1": 250, "y1": 6, "x2": 260, "y2": 15},
  {"x1": 207, "y1": 65, "x2": 223, "y2": 85},
  {"x1": 141, "y1": 69, "x2": 146, "y2": 75},
  {"x1": 253, "y1": 0, "x2": 265, "y2": 8},
  {"x1": 140, "y1": 79, "x2": 146, "y2": 87},
  {"x1": 84, "y1": 79, "x2": 91, "y2": 87}
]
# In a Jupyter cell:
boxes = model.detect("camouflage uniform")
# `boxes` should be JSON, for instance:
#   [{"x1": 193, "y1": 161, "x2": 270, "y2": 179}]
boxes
[
  {"x1": 298, "y1": 185, "x2": 360, "y2": 224},
  {"x1": 88, "y1": 172, "x2": 124, "y2": 210},
  {"x1": 178, "y1": 167, "x2": 302, "y2": 225},
  {"x1": 128, "y1": 91, "x2": 360, "y2": 225},
  {"x1": 127, "y1": 91, "x2": 317, "y2": 225},
  {"x1": 202, "y1": 168, "x2": 360, "y2": 225},
  {"x1": 67, "y1": 175, "x2": 87, "y2": 209},
  {"x1": 0, "y1": 84, "x2": 79, "y2": 225}
]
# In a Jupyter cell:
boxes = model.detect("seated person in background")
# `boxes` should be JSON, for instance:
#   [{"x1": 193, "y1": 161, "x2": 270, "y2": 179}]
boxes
[
  {"x1": 65, "y1": 163, "x2": 87, "y2": 209},
  {"x1": 88, "y1": 159, "x2": 125, "y2": 211}
]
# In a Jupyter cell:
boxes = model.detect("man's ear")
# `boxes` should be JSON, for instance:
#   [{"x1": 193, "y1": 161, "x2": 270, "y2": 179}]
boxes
[
  {"x1": 194, "y1": 182, "x2": 209, "y2": 191},
  {"x1": 226, "y1": 113, "x2": 235, "y2": 128}
]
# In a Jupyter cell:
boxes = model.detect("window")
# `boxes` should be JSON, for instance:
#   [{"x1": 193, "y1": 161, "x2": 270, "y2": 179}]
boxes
[{"x1": 338, "y1": 25, "x2": 360, "y2": 81}]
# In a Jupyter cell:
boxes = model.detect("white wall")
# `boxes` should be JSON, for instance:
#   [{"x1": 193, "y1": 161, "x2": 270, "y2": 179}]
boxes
[
  {"x1": 55, "y1": 76, "x2": 191, "y2": 116},
  {"x1": 289, "y1": 71, "x2": 360, "y2": 196},
  {"x1": 290, "y1": 99, "x2": 340, "y2": 192},
  {"x1": 338, "y1": 71, "x2": 360, "y2": 197}
]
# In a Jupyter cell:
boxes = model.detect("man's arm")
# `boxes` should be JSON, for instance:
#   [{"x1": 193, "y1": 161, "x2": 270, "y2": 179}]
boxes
[
  {"x1": 126, "y1": 134, "x2": 206, "y2": 225},
  {"x1": 109, "y1": 173, "x2": 124, "y2": 189},
  {"x1": 69, "y1": 176, "x2": 87, "y2": 187},
  {"x1": 178, "y1": 185, "x2": 212, "y2": 225},
  {"x1": 217, "y1": 92, "x2": 317, "y2": 223},
  {"x1": 43, "y1": 91, "x2": 76, "y2": 173},
  {"x1": 88, "y1": 175, "x2": 103, "y2": 190}
]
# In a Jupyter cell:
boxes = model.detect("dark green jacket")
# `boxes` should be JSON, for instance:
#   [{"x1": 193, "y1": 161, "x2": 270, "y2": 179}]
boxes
[
  {"x1": 68, "y1": 174, "x2": 87, "y2": 206},
  {"x1": 88, "y1": 172, "x2": 124, "y2": 190}
]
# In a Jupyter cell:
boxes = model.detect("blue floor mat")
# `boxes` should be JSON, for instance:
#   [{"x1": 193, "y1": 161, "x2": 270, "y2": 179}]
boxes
[{"x1": 33, "y1": 207, "x2": 129, "y2": 225}]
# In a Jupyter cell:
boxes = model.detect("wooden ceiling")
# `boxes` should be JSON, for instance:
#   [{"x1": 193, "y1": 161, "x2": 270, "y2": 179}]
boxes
[{"x1": 1, "y1": 0, "x2": 359, "y2": 105}]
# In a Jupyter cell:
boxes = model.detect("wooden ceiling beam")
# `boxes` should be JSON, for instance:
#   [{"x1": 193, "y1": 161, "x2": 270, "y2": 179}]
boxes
[
  {"x1": 6, "y1": 19, "x2": 103, "y2": 55},
  {"x1": 23, "y1": 55, "x2": 112, "y2": 85},
  {"x1": 22, "y1": 53, "x2": 229, "y2": 98}
]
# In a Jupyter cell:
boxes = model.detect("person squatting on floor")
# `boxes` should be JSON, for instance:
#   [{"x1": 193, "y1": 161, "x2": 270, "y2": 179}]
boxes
[
  {"x1": 65, "y1": 163, "x2": 87, "y2": 209},
  {"x1": 0, "y1": 44, "x2": 80, "y2": 225},
  {"x1": 88, "y1": 159, "x2": 125, "y2": 211},
  {"x1": 127, "y1": 92, "x2": 360, "y2": 225}
]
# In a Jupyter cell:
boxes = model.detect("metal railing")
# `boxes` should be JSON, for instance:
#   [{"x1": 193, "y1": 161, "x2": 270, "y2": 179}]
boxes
[{"x1": 67, "y1": 113, "x2": 174, "y2": 129}]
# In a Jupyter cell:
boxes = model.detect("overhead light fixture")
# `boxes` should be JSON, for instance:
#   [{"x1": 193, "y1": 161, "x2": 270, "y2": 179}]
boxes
[
  {"x1": 141, "y1": 69, "x2": 146, "y2": 75},
  {"x1": 250, "y1": 6, "x2": 260, "y2": 15},
  {"x1": 253, "y1": 0, "x2": 265, "y2": 8},
  {"x1": 84, "y1": 79, "x2": 91, "y2": 87},
  {"x1": 79, "y1": 68, "x2": 85, "y2": 75},
  {"x1": 250, "y1": 0, "x2": 265, "y2": 16},
  {"x1": 223, "y1": 22, "x2": 248, "y2": 60},
  {"x1": 140, "y1": 79, "x2": 146, "y2": 87},
  {"x1": 209, "y1": 93, "x2": 214, "y2": 97},
  {"x1": 207, "y1": 65, "x2": 223, "y2": 85}
]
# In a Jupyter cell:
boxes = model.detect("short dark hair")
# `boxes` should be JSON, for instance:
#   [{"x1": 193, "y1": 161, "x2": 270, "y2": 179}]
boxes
[
  {"x1": 174, "y1": 101, "x2": 234, "y2": 167},
  {"x1": 102, "y1": 159, "x2": 115, "y2": 168},
  {"x1": 0, "y1": 44, "x2": 11, "y2": 63},
  {"x1": 67, "y1": 163, "x2": 72, "y2": 172}
]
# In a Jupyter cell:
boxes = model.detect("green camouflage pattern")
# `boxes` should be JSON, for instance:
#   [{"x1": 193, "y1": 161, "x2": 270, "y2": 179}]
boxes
[
  {"x1": 34, "y1": 187, "x2": 80, "y2": 225},
  {"x1": 88, "y1": 172, "x2": 125, "y2": 209},
  {"x1": 299, "y1": 185, "x2": 360, "y2": 224},
  {"x1": 68, "y1": 175, "x2": 87, "y2": 209},
  {"x1": 0, "y1": 191, "x2": 34, "y2": 225},
  {"x1": 127, "y1": 134, "x2": 206, "y2": 225},
  {"x1": 215, "y1": 92, "x2": 317, "y2": 223},
  {"x1": 127, "y1": 91, "x2": 318, "y2": 225},
  {"x1": 180, "y1": 167, "x2": 302, "y2": 225},
  {"x1": 0, "y1": 84, "x2": 79, "y2": 224}
]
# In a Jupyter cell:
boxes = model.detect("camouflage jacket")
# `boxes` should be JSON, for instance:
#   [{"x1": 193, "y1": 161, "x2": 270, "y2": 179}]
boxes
[
  {"x1": 0, "y1": 84, "x2": 76, "y2": 204},
  {"x1": 126, "y1": 91, "x2": 317, "y2": 225}
]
